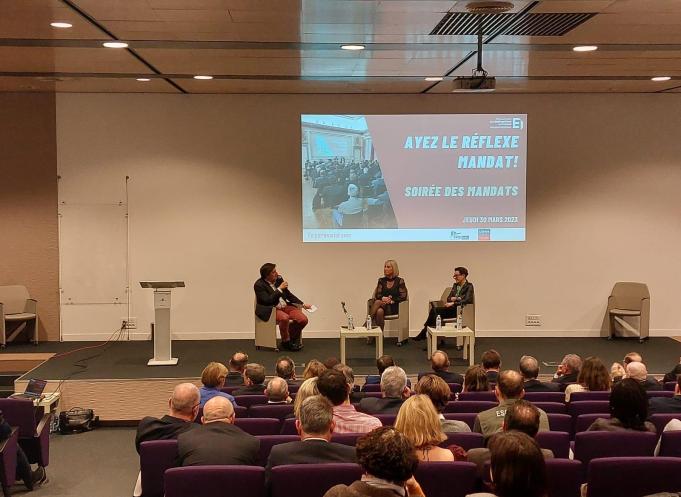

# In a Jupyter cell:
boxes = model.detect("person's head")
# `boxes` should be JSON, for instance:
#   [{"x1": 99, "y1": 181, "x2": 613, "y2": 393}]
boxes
[
  {"x1": 302, "y1": 359, "x2": 327, "y2": 380},
  {"x1": 323, "y1": 357, "x2": 340, "y2": 370},
  {"x1": 395, "y1": 394, "x2": 446, "y2": 449},
  {"x1": 293, "y1": 376, "x2": 320, "y2": 418},
  {"x1": 482, "y1": 349, "x2": 502, "y2": 371},
  {"x1": 380, "y1": 366, "x2": 409, "y2": 399},
  {"x1": 561, "y1": 354, "x2": 582, "y2": 374},
  {"x1": 624, "y1": 352, "x2": 643, "y2": 365},
  {"x1": 414, "y1": 374, "x2": 451, "y2": 414},
  {"x1": 275, "y1": 356, "x2": 295, "y2": 380},
  {"x1": 578, "y1": 357, "x2": 612, "y2": 391},
  {"x1": 259, "y1": 262, "x2": 278, "y2": 283},
  {"x1": 383, "y1": 259, "x2": 399, "y2": 278},
  {"x1": 611, "y1": 362, "x2": 626, "y2": 381},
  {"x1": 496, "y1": 370, "x2": 525, "y2": 402},
  {"x1": 202, "y1": 396, "x2": 235, "y2": 425},
  {"x1": 488, "y1": 431, "x2": 547, "y2": 497},
  {"x1": 296, "y1": 395, "x2": 335, "y2": 440},
  {"x1": 347, "y1": 183, "x2": 359, "y2": 198},
  {"x1": 503, "y1": 399, "x2": 542, "y2": 438},
  {"x1": 228, "y1": 351, "x2": 249, "y2": 373},
  {"x1": 266, "y1": 377, "x2": 290, "y2": 402},
  {"x1": 201, "y1": 362, "x2": 228, "y2": 389},
  {"x1": 376, "y1": 355, "x2": 395, "y2": 375},
  {"x1": 626, "y1": 361, "x2": 648, "y2": 382},
  {"x1": 244, "y1": 363, "x2": 266, "y2": 386},
  {"x1": 168, "y1": 383, "x2": 200, "y2": 421},
  {"x1": 356, "y1": 427, "x2": 419, "y2": 487},
  {"x1": 453, "y1": 266, "x2": 468, "y2": 285},
  {"x1": 431, "y1": 350, "x2": 450, "y2": 372},
  {"x1": 609, "y1": 378, "x2": 649, "y2": 430},
  {"x1": 464, "y1": 365, "x2": 490, "y2": 392},
  {"x1": 317, "y1": 369, "x2": 350, "y2": 406},
  {"x1": 519, "y1": 355, "x2": 540, "y2": 380}
]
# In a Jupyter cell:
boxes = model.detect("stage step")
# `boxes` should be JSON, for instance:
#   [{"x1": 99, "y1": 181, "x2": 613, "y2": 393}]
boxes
[{"x1": 0, "y1": 373, "x2": 23, "y2": 397}]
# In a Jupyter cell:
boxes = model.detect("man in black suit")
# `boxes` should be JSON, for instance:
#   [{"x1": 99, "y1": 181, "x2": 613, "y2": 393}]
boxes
[
  {"x1": 225, "y1": 351, "x2": 248, "y2": 386},
  {"x1": 178, "y1": 396, "x2": 259, "y2": 467},
  {"x1": 266, "y1": 377, "x2": 292, "y2": 404},
  {"x1": 551, "y1": 354, "x2": 582, "y2": 386},
  {"x1": 482, "y1": 349, "x2": 502, "y2": 384},
  {"x1": 233, "y1": 363, "x2": 267, "y2": 396},
  {"x1": 276, "y1": 356, "x2": 302, "y2": 386},
  {"x1": 359, "y1": 366, "x2": 409, "y2": 414},
  {"x1": 519, "y1": 356, "x2": 560, "y2": 392},
  {"x1": 135, "y1": 382, "x2": 199, "y2": 453},
  {"x1": 418, "y1": 350, "x2": 464, "y2": 385},
  {"x1": 254, "y1": 263, "x2": 312, "y2": 351},
  {"x1": 627, "y1": 361, "x2": 662, "y2": 391},
  {"x1": 650, "y1": 375, "x2": 681, "y2": 415},
  {"x1": 266, "y1": 395, "x2": 356, "y2": 479}
]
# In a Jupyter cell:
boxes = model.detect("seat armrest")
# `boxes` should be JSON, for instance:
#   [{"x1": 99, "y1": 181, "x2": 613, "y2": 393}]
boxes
[
  {"x1": 24, "y1": 299, "x2": 37, "y2": 314},
  {"x1": 35, "y1": 413, "x2": 51, "y2": 437},
  {"x1": 0, "y1": 427, "x2": 18, "y2": 453}
]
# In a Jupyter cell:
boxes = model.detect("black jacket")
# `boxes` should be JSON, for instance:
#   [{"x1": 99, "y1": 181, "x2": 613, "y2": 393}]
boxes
[
  {"x1": 447, "y1": 281, "x2": 475, "y2": 306},
  {"x1": 419, "y1": 370, "x2": 464, "y2": 385},
  {"x1": 225, "y1": 372, "x2": 245, "y2": 386},
  {"x1": 358, "y1": 397, "x2": 405, "y2": 415},
  {"x1": 254, "y1": 278, "x2": 303, "y2": 321},
  {"x1": 178, "y1": 422, "x2": 259, "y2": 467},
  {"x1": 649, "y1": 395, "x2": 681, "y2": 415},
  {"x1": 523, "y1": 379, "x2": 560, "y2": 392},
  {"x1": 552, "y1": 371, "x2": 579, "y2": 384},
  {"x1": 135, "y1": 415, "x2": 195, "y2": 453},
  {"x1": 266, "y1": 439, "x2": 356, "y2": 477}
]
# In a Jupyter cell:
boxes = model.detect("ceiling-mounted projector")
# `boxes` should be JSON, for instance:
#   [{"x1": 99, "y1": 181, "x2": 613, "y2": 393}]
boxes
[{"x1": 452, "y1": 74, "x2": 496, "y2": 92}]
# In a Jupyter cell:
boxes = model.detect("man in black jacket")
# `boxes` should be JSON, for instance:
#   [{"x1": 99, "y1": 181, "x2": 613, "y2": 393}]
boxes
[
  {"x1": 358, "y1": 366, "x2": 409, "y2": 414},
  {"x1": 225, "y1": 351, "x2": 248, "y2": 386},
  {"x1": 254, "y1": 263, "x2": 312, "y2": 351},
  {"x1": 178, "y1": 397, "x2": 259, "y2": 467},
  {"x1": 650, "y1": 375, "x2": 681, "y2": 414},
  {"x1": 551, "y1": 354, "x2": 582, "y2": 386},
  {"x1": 233, "y1": 363, "x2": 267, "y2": 396},
  {"x1": 519, "y1": 356, "x2": 560, "y2": 392},
  {"x1": 418, "y1": 350, "x2": 464, "y2": 385}
]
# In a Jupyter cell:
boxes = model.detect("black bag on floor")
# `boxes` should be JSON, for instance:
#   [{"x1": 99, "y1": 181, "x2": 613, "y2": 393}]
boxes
[{"x1": 58, "y1": 408, "x2": 98, "y2": 434}]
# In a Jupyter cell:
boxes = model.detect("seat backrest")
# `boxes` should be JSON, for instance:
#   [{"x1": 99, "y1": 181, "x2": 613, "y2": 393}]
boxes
[
  {"x1": 248, "y1": 404, "x2": 294, "y2": 420},
  {"x1": 587, "y1": 457, "x2": 681, "y2": 497},
  {"x1": 234, "y1": 406, "x2": 248, "y2": 418},
  {"x1": 444, "y1": 400, "x2": 496, "y2": 413},
  {"x1": 280, "y1": 417, "x2": 297, "y2": 435},
  {"x1": 457, "y1": 391, "x2": 496, "y2": 401},
  {"x1": 664, "y1": 381, "x2": 677, "y2": 391},
  {"x1": 545, "y1": 459, "x2": 583, "y2": 497},
  {"x1": 569, "y1": 391, "x2": 610, "y2": 402},
  {"x1": 567, "y1": 401, "x2": 610, "y2": 418},
  {"x1": 524, "y1": 392, "x2": 565, "y2": 403},
  {"x1": 441, "y1": 432, "x2": 484, "y2": 451},
  {"x1": 659, "y1": 430, "x2": 681, "y2": 457},
  {"x1": 414, "y1": 462, "x2": 477, "y2": 497},
  {"x1": 164, "y1": 466, "x2": 265, "y2": 497},
  {"x1": 331, "y1": 433, "x2": 361, "y2": 446},
  {"x1": 443, "y1": 413, "x2": 477, "y2": 430},
  {"x1": 647, "y1": 390, "x2": 674, "y2": 399},
  {"x1": 0, "y1": 398, "x2": 37, "y2": 437},
  {"x1": 0, "y1": 286, "x2": 29, "y2": 315},
  {"x1": 448, "y1": 383, "x2": 463, "y2": 394},
  {"x1": 535, "y1": 431, "x2": 570, "y2": 459},
  {"x1": 140, "y1": 440, "x2": 178, "y2": 497},
  {"x1": 650, "y1": 413, "x2": 681, "y2": 434},
  {"x1": 575, "y1": 414, "x2": 609, "y2": 434},
  {"x1": 256, "y1": 435, "x2": 298, "y2": 466},
  {"x1": 234, "y1": 418, "x2": 281, "y2": 436},
  {"x1": 534, "y1": 402, "x2": 567, "y2": 414},
  {"x1": 361, "y1": 384, "x2": 380, "y2": 392},
  {"x1": 270, "y1": 463, "x2": 363, "y2": 497},
  {"x1": 547, "y1": 414, "x2": 573, "y2": 434},
  {"x1": 573, "y1": 431, "x2": 657, "y2": 466},
  {"x1": 609, "y1": 282, "x2": 650, "y2": 309},
  {"x1": 374, "y1": 414, "x2": 397, "y2": 426},
  {"x1": 234, "y1": 395, "x2": 268, "y2": 408}
]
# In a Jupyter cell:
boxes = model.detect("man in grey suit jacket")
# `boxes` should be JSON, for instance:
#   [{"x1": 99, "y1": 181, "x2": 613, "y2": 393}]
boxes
[{"x1": 358, "y1": 366, "x2": 410, "y2": 415}]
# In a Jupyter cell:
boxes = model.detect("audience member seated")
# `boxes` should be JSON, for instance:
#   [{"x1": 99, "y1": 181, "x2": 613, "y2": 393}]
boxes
[
  {"x1": 266, "y1": 395, "x2": 356, "y2": 477},
  {"x1": 324, "y1": 357, "x2": 341, "y2": 369},
  {"x1": 587, "y1": 378, "x2": 656, "y2": 433},
  {"x1": 336, "y1": 184, "x2": 365, "y2": 216},
  {"x1": 323, "y1": 426, "x2": 424, "y2": 497},
  {"x1": 317, "y1": 369, "x2": 381, "y2": 434},
  {"x1": 627, "y1": 361, "x2": 662, "y2": 391},
  {"x1": 226, "y1": 351, "x2": 248, "y2": 386},
  {"x1": 177, "y1": 397, "x2": 259, "y2": 466},
  {"x1": 466, "y1": 400, "x2": 554, "y2": 477},
  {"x1": 611, "y1": 362, "x2": 626, "y2": 383},
  {"x1": 199, "y1": 362, "x2": 237, "y2": 407},
  {"x1": 365, "y1": 355, "x2": 395, "y2": 385},
  {"x1": 419, "y1": 350, "x2": 464, "y2": 384},
  {"x1": 564, "y1": 356, "x2": 612, "y2": 401},
  {"x1": 233, "y1": 363, "x2": 267, "y2": 395},
  {"x1": 481, "y1": 350, "x2": 501, "y2": 384},
  {"x1": 467, "y1": 431, "x2": 548, "y2": 497},
  {"x1": 0, "y1": 412, "x2": 46, "y2": 490},
  {"x1": 292, "y1": 377, "x2": 320, "y2": 418},
  {"x1": 551, "y1": 354, "x2": 582, "y2": 385},
  {"x1": 266, "y1": 377, "x2": 292, "y2": 404},
  {"x1": 463, "y1": 365, "x2": 490, "y2": 392},
  {"x1": 519, "y1": 355, "x2": 559, "y2": 392},
  {"x1": 414, "y1": 374, "x2": 471, "y2": 433},
  {"x1": 650, "y1": 374, "x2": 681, "y2": 415},
  {"x1": 663, "y1": 358, "x2": 681, "y2": 384},
  {"x1": 395, "y1": 395, "x2": 454, "y2": 462},
  {"x1": 359, "y1": 366, "x2": 410, "y2": 414},
  {"x1": 335, "y1": 363, "x2": 367, "y2": 404},
  {"x1": 275, "y1": 355, "x2": 302, "y2": 386},
  {"x1": 303, "y1": 359, "x2": 327, "y2": 380},
  {"x1": 474, "y1": 370, "x2": 549, "y2": 440}
]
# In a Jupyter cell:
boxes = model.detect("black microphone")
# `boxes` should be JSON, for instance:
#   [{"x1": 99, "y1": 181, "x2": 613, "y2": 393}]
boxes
[
  {"x1": 341, "y1": 301, "x2": 348, "y2": 314},
  {"x1": 274, "y1": 276, "x2": 284, "y2": 288}
]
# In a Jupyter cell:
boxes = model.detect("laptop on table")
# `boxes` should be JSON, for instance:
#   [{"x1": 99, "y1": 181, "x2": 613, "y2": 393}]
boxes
[{"x1": 11, "y1": 378, "x2": 47, "y2": 400}]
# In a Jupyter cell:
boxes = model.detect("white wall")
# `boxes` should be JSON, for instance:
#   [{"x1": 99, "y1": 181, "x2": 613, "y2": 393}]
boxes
[{"x1": 56, "y1": 93, "x2": 681, "y2": 340}]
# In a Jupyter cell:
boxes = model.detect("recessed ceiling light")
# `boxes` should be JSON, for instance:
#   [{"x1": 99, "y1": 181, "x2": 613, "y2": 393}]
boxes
[
  {"x1": 193, "y1": 75, "x2": 213, "y2": 80},
  {"x1": 651, "y1": 76, "x2": 671, "y2": 82},
  {"x1": 136, "y1": 78, "x2": 151, "y2": 82},
  {"x1": 341, "y1": 44, "x2": 365, "y2": 51},
  {"x1": 573, "y1": 45, "x2": 598, "y2": 52},
  {"x1": 50, "y1": 22, "x2": 72, "y2": 29},
  {"x1": 425, "y1": 77, "x2": 444, "y2": 82},
  {"x1": 103, "y1": 41, "x2": 128, "y2": 48}
]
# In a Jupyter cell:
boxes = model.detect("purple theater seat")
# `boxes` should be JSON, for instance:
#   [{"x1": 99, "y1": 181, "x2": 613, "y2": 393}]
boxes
[
  {"x1": 569, "y1": 391, "x2": 610, "y2": 402},
  {"x1": 249, "y1": 404, "x2": 294, "y2": 420},
  {"x1": 374, "y1": 414, "x2": 396, "y2": 426},
  {"x1": 649, "y1": 413, "x2": 681, "y2": 434},
  {"x1": 647, "y1": 390, "x2": 674, "y2": 398},
  {"x1": 567, "y1": 401, "x2": 609, "y2": 434},
  {"x1": 443, "y1": 413, "x2": 477, "y2": 429},
  {"x1": 332, "y1": 433, "x2": 362, "y2": 446},
  {"x1": 414, "y1": 462, "x2": 477, "y2": 497},
  {"x1": 0, "y1": 398, "x2": 50, "y2": 468},
  {"x1": 361, "y1": 384, "x2": 380, "y2": 392},
  {"x1": 234, "y1": 406, "x2": 247, "y2": 418},
  {"x1": 164, "y1": 465, "x2": 265, "y2": 497},
  {"x1": 270, "y1": 463, "x2": 362, "y2": 497},
  {"x1": 256, "y1": 435, "x2": 298, "y2": 466},
  {"x1": 536, "y1": 431, "x2": 570, "y2": 459},
  {"x1": 587, "y1": 457, "x2": 681, "y2": 497},
  {"x1": 664, "y1": 381, "x2": 677, "y2": 391},
  {"x1": 0, "y1": 427, "x2": 18, "y2": 495},
  {"x1": 234, "y1": 418, "x2": 281, "y2": 436},
  {"x1": 534, "y1": 402, "x2": 568, "y2": 414},
  {"x1": 547, "y1": 413, "x2": 572, "y2": 434},
  {"x1": 288, "y1": 384, "x2": 300, "y2": 394},
  {"x1": 545, "y1": 459, "x2": 584, "y2": 497},
  {"x1": 444, "y1": 401, "x2": 496, "y2": 413},
  {"x1": 233, "y1": 395, "x2": 268, "y2": 408},
  {"x1": 280, "y1": 418, "x2": 297, "y2": 435},
  {"x1": 457, "y1": 391, "x2": 496, "y2": 402},
  {"x1": 659, "y1": 430, "x2": 681, "y2": 457},
  {"x1": 573, "y1": 431, "x2": 657, "y2": 468},
  {"x1": 575, "y1": 414, "x2": 609, "y2": 434},
  {"x1": 140, "y1": 439, "x2": 178, "y2": 497},
  {"x1": 441, "y1": 432, "x2": 484, "y2": 451},
  {"x1": 524, "y1": 392, "x2": 566, "y2": 403},
  {"x1": 448, "y1": 383, "x2": 463, "y2": 394},
  {"x1": 220, "y1": 386, "x2": 241, "y2": 394}
]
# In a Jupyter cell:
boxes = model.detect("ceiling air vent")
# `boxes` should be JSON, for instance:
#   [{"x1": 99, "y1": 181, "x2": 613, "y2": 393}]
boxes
[{"x1": 430, "y1": 12, "x2": 596, "y2": 37}]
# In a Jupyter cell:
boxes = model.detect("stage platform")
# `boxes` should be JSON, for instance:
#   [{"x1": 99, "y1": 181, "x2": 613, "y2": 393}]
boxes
[{"x1": 9, "y1": 336, "x2": 681, "y2": 422}]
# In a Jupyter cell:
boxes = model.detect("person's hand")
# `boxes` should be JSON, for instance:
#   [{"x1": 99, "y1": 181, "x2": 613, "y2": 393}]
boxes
[
  {"x1": 381, "y1": 296, "x2": 391, "y2": 303},
  {"x1": 449, "y1": 296, "x2": 457, "y2": 302},
  {"x1": 278, "y1": 280, "x2": 288, "y2": 290},
  {"x1": 303, "y1": 303, "x2": 312, "y2": 310},
  {"x1": 556, "y1": 364, "x2": 566, "y2": 376},
  {"x1": 405, "y1": 477, "x2": 425, "y2": 497},
  {"x1": 444, "y1": 302, "x2": 455, "y2": 308}
]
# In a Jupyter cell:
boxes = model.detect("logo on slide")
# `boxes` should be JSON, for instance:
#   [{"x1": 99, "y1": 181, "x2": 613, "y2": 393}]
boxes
[
  {"x1": 450, "y1": 231, "x2": 470, "y2": 241},
  {"x1": 478, "y1": 229, "x2": 491, "y2": 241},
  {"x1": 489, "y1": 117, "x2": 524, "y2": 130}
]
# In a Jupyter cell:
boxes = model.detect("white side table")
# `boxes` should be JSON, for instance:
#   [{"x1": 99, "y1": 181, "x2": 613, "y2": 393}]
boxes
[
  {"x1": 339, "y1": 326, "x2": 383, "y2": 365},
  {"x1": 427, "y1": 326, "x2": 475, "y2": 365}
]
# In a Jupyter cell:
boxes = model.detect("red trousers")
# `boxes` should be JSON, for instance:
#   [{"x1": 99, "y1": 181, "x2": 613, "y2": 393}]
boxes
[{"x1": 276, "y1": 305, "x2": 308, "y2": 342}]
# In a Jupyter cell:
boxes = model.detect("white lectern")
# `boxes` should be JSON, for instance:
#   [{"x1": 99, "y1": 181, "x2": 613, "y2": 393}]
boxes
[{"x1": 140, "y1": 281, "x2": 185, "y2": 366}]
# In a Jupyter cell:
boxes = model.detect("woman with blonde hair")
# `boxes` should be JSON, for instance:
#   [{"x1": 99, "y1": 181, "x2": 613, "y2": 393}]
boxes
[
  {"x1": 199, "y1": 361, "x2": 237, "y2": 407},
  {"x1": 395, "y1": 394, "x2": 453, "y2": 462},
  {"x1": 367, "y1": 260, "x2": 408, "y2": 344},
  {"x1": 302, "y1": 359, "x2": 327, "y2": 380},
  {"x1": 293, "y1": 377, "x2": 319, "y2": 418}
]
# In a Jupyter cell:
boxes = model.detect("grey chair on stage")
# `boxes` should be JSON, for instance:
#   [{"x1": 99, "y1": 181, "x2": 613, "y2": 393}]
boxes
[
  {"x1": 0, "y1": 285, "x2": 38, "y2": 347},
  {"x1": 432, "y1": 287, "x2": 475, "y2": 348},
  {"x1": 366, "y1": 297, "x2": 409, "y2": 346},
  {"x1": 605, "y1": 282, "x2": 650, "y2": 342}
]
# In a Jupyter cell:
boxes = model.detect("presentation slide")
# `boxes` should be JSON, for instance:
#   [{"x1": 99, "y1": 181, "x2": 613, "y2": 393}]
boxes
[{"x1": 301, "y1": 114, "x2": 527, "y2": 243}]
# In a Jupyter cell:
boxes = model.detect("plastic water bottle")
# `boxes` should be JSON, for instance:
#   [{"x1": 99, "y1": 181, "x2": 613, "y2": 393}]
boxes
[
  {"x1": 435, "y1": 314, "x2": 442, "y2": 330},
  {"x1": 456, "y1": 306, "x2": 463, "y2": 330},
  {"x1": 366, "y1": 314, "x2": 372, "y2": 330},
  {"x1": 348, "y1": 314, "x2": 354, "y2": 330}
]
